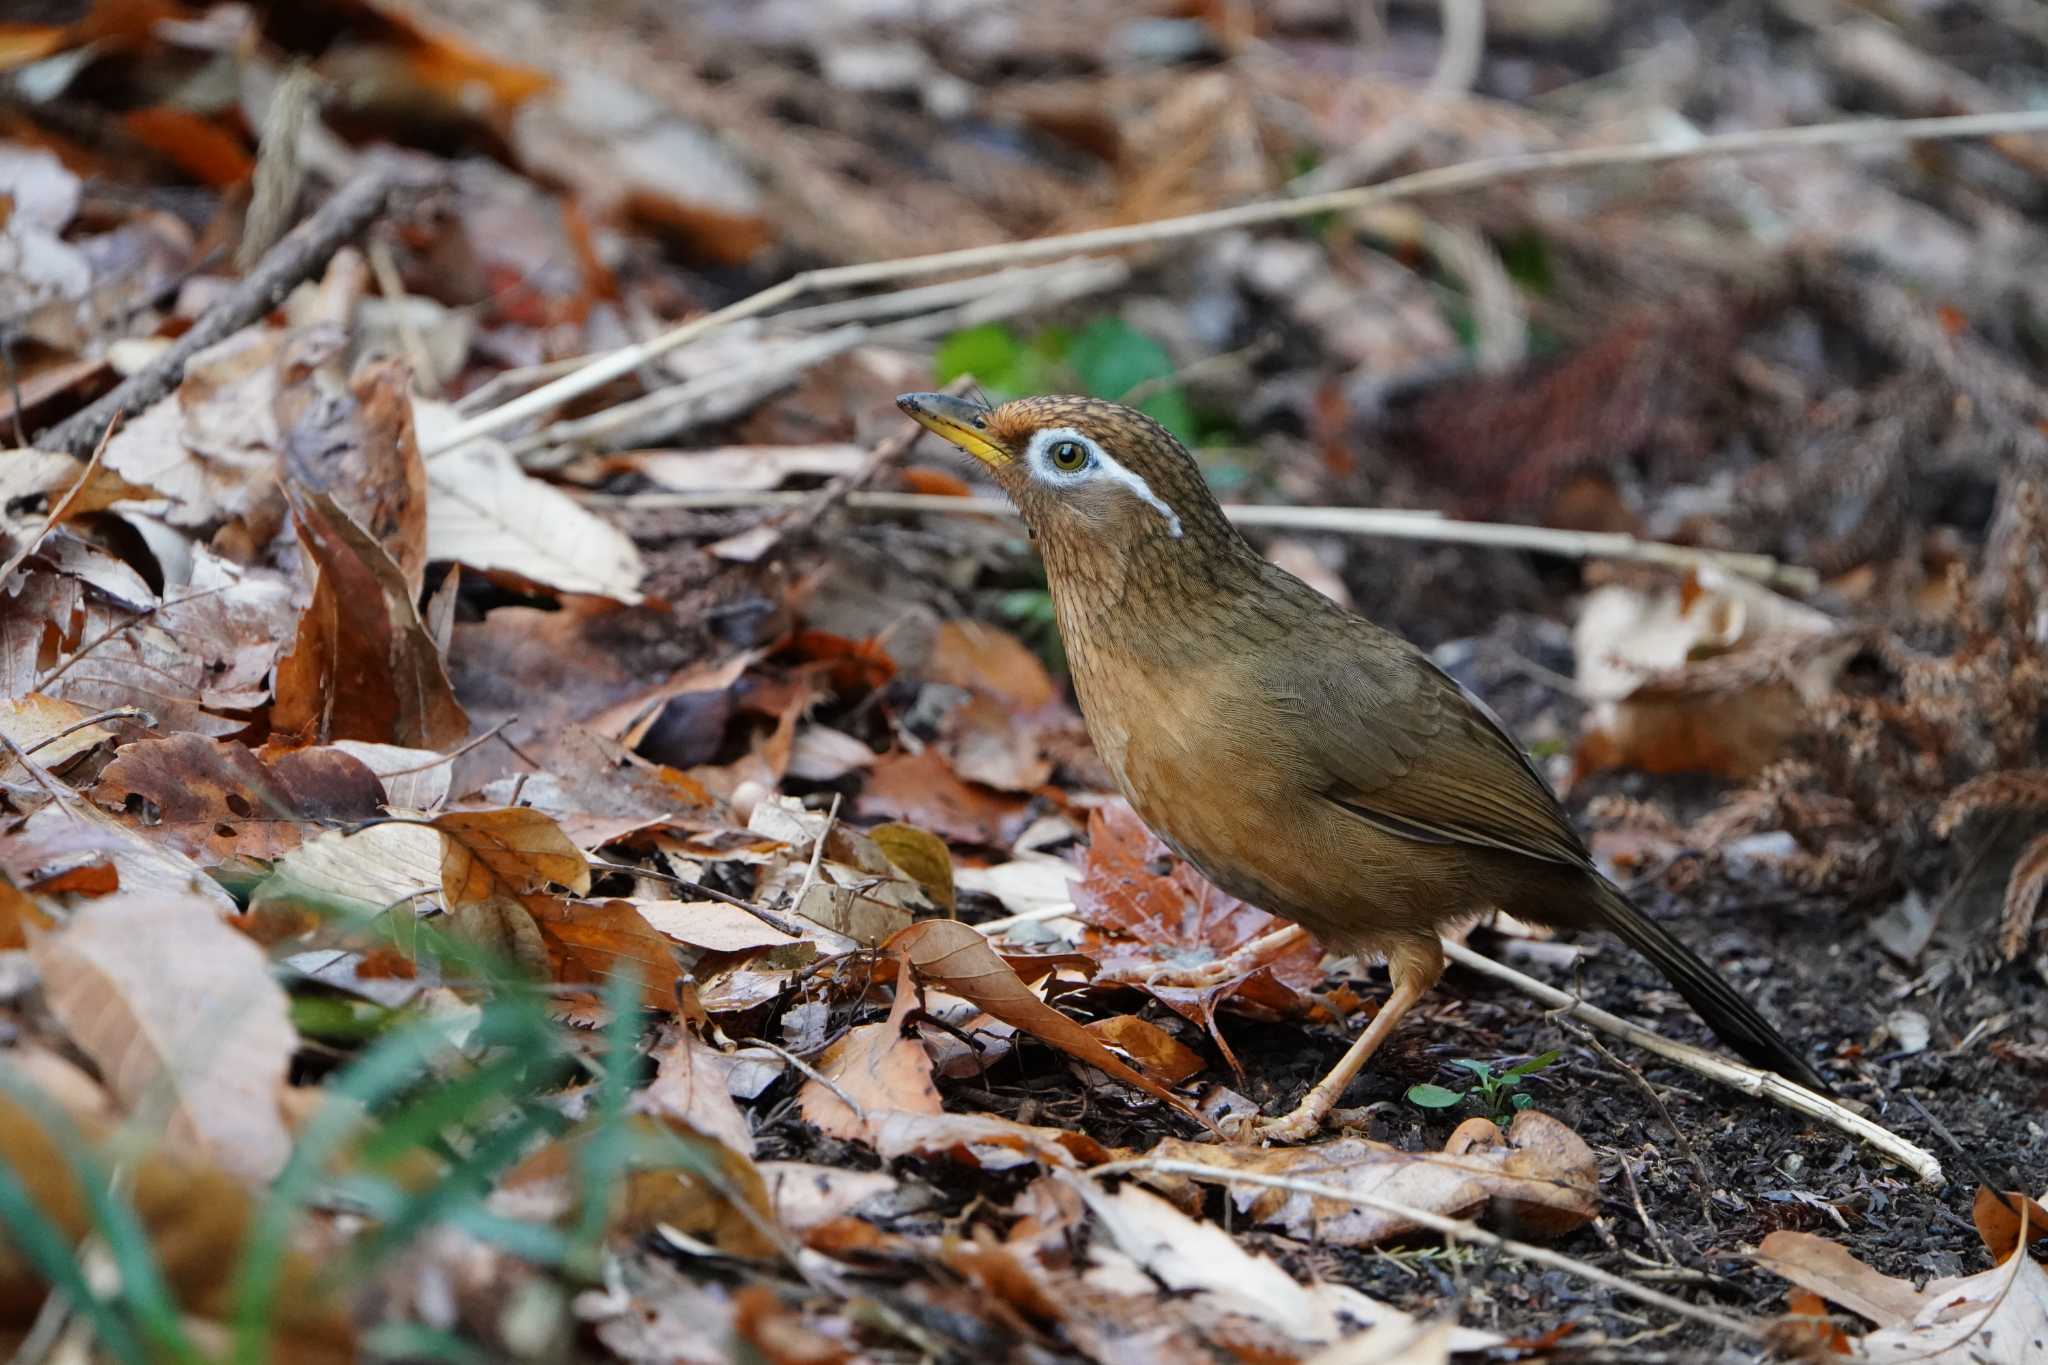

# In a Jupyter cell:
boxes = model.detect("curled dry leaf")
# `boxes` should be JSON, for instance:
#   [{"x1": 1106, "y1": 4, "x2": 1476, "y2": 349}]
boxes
[
  {"x1": 886, "y1": 919, "x2": 1204, "y2": 1124},
  {"x1": 797, "y1": 974, "x2": 941, "y2": 1144},
  {"x1": 29, "y1": 889, "x2": 297, "y2": 1184},
  {"x1": 869, "y1": 1110, "x2": 1110, "y2": 1171},
  {"x1": 430, "y1": 806, "x2": 593, "y2": 906},
  {"x1": 528, "y1": 898, "x2": 682, "y2": 1012},
  {"x1": 1756, "y1": 1190, "x2": 2048, "y2": 1364},
  {"x1": 1144, "y1": 1110, "x2": 1600, "y2": 1246},
  {"x1": 643, "y1": 1025, "x2": 756, "y2": 1158},
  {"x1": 419, "y1": 425, "x2": 645, "y2": 603},
  {"x1": 5, "y1": 804, "x2": 239, "y2": 914},
  {"x1": 1086, "y1": 1015, "x2": 1206, "y2": 1085},
  {"x1": 0, "y1": 693, "x2": 117, "y2": 781},
  {"x1": 867, "y1": 821, "x2": 956, "y2": 915},
  {"x1": 1074, "y1": 1180, "x2": 1501, "y2": 1352},
  {"x1": 1572, "y1": 573, "x2": 1848, "y2": 780},
  {"x1": 276, "y1": 488, "x2": 469, "y2": 749},
  {"x1": 856, "y1": 747, "x2": 1032, "y2": 847},
  {"x1": 497, "y1": 1115, "x2": 778, "y2": 1258},
  {"x1": 90, "y1": 734, "x2": 387, "y2": 863},
  {"x1": 1074, "y1": 801, "x2": 1327, "y2": 1071}
]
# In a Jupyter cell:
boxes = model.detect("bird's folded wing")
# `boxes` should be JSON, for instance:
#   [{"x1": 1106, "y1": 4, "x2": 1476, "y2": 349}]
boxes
[{"x1": 1283, "y1": 645, "x2": 1591, "y2": 869}]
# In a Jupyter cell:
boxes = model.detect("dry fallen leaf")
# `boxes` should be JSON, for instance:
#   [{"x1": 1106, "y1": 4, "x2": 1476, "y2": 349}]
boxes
[
  {"x1": 856, "y1": 747, "x2": 1032, "y2": 847},
  {"x1": 90, "y1": 734, "x2": 387, "y2": 863},
  {"x1": 642, "y1": 1025, "x2": 756, "y2": 1158},
  {"x1": 1755, "y1": 1189, "x2": 2048, "y2": 1364},
  {"x1": 30, "y1": 888, "x2": 297, "y2": 1184},
  {"x1": 0, "y1": 693, "x2": 117, "y2": 781},
  {"x1": 797, "y1": 974, "x2": 941, "y2": 1143},
  {"x1": 1144, "y1": 1110, "x2": 1600, "y2": 1245},
  {"x1": 869, "y1": 1110, "x2": 1109, "y2": 1171},
  {"x1": 430, "y1": 806, "x2": 593, "y2": 906},
  {"x1": 276, "y1": 488, "x2": 469, "y2": 749},
  {"x1": 886, "y1": 919, "x2": 1204, "y2": 1123},
  {"x1": 418, "y1": 423, "x2": 645, "y2": 603}
]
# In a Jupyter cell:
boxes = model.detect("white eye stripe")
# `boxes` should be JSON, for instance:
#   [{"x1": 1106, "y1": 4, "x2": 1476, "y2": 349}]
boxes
[{"x1": 1022, "y1": 427, "x2": 1184, "y2": 540}]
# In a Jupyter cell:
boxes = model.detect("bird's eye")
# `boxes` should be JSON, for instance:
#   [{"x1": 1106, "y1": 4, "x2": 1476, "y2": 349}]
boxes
[{"x1": 1048, "y1": 439, "x2": 1090, "y2": 472}]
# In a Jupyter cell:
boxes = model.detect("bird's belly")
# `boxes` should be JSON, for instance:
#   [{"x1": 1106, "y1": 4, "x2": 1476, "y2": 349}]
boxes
[{"x1": 1108, "y1": 721, "x2": 1479, "y2": 951}]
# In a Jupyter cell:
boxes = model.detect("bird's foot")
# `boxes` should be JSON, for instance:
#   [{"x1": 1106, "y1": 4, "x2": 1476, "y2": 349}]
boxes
[{"x1": 1238, "y1": 1106, "x2": 1325, "y2": 1145}]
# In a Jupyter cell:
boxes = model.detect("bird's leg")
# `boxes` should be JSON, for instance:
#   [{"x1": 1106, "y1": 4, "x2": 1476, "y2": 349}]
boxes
[
  {"x1": 1246, "y1": 938, "x2": 1445, "y2": 1143},
  {"x1": 1130, "y1": 923, "x2": 1311, "y2": 990}
]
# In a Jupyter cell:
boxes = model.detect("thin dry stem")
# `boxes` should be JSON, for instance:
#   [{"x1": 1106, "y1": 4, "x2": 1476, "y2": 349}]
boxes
[
  {"x1": 1082, "y1": 1159, "x2": 1765, "y2": 1341},
  {"x1": 1440, "y1": 939, "x2": 1944, "y2": 1183},
  {"x1": 425, "y1": 108, "x2": 2048, "y2": 459},
  {"x1": 583, "y1": 488, "x2": 1816, "y2": 590}
]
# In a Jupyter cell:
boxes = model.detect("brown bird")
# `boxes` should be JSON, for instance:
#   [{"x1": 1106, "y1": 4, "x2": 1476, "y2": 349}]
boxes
[{"x1": 898, "y1": 391, "x2": 1829, "y2": 1140}]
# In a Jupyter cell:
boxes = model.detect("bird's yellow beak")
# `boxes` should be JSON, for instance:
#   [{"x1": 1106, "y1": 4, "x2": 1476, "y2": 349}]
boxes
[{"x1": 896, "y1": 391, "x2": 1011, "y2": 468}]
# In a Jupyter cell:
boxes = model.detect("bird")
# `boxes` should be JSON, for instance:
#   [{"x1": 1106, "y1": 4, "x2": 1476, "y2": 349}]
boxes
[{"x1": 897, "y1": 390, "x2": 1831, "y2": 1140}]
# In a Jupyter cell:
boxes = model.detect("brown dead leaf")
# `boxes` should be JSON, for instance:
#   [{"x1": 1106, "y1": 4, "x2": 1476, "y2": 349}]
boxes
[
  {"x1": 498, "y1": 1115, "x2": 777, "y2": 1259},
  {"x1": 0, "y1": 693, "x2": 117, "y2": 781},
  {"x1": 30, "y1": 888, "x2": 297, "y2": 1184},
  {"x1": 1074, "y1": 801, "x2": 1327, "y2": 1070},
  {"x1": 476, "y1": 728, "x2": 725, "y2": 850},
  {"x1": 886, "y1": 919, "x2": 1203, "y2": 1124},
  {"x1": 4, "y1": 550, "x2": 296, "y2": 738},
  {"x1": 0, "y1": 1095, "x2": 351, "y2": 1358},
  {"x1": 276, "y1": 489, "x2": 468, "y2": 749},
  {"x1": 643, "y1": 1025, "x2": 756, "y2": 1157},
  {"x1": 279, "y1": 357, "x2": 429, "y2": 599},
  {"x1": 90, "y1": 735, "x2": 386, "y2": 863},
  {"x1": 1086, "y1": 1015, "x2": 1206, "y2": 1085},
  {"x1": 757, "y1": 1162, "x2": 898, "y2": 1233},
  {"x1": 4, "y1": 803, "x2": 239, "y2": 914},
  {"x1": 528, "y1": 897, "x2": 683, "y2": 1012},
  {"x1": 0, "y1": 448, "x2": 158, "y2": 525},
  {"x1": 869, "y1": 1110, "x2": 1110, "y2": 1171},
  {"x1": 1145, "y1": 1110, "x2": 1599, "y2": 1245},
  {"x1": 856, "y1": 747, "x2": 1031, "y2": 847},
  {"x1": 1571, "y1": 576, "x2": 1847, "y2": 781},
  {"x1": 99, "y1": 325, "x2": 293, "y2": 531},
  {"x1": 424, "y1": 435, "x2": 645, "y2": 603},
  {"x1": 926, "y1": 619, "x2": 1057, "y2": 711},
  {"x1": 429, "y1": 806, "x2": 592, "y2": 906},
  {"x1": 937, "y1": 692, "x2": 1054, "y2": 793},
  {"x1": 867, "y1": 822, "x2": 955, "y2": 915},
  {"x1": 1973, "y1": 1186, "x2": 2048, "y2": 1263},
  {"x1": 634, "y1": 899, "x2": 804, "y2": 954},
  {"x1": 797, "y1": 976, "x2": 940, "y2": 1143},
  {"x1": 1756, "y1": 1211, "x2": 2048, "y2": 1363}
]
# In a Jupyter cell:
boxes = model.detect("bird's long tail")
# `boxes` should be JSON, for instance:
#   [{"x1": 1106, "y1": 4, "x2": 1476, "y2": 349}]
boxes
[{"x1": 1586, "y1": 878, "x2": 1832, "y2": 1095}]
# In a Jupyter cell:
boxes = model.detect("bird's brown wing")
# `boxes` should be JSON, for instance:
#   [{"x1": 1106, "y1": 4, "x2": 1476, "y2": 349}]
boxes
[{"x1": 1270, "y1": 621, "x2": 1591, "y2": 869}]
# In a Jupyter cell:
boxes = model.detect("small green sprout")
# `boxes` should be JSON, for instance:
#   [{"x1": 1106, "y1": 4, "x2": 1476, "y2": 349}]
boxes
[{"x1": 1406, "y1": 1051, "x2": 1562, "y2": 1124}]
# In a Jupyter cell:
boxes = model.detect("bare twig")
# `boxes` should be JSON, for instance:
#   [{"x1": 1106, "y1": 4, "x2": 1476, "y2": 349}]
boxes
[
  {"x1": 582, "y1": 488, "x2": 1817, "y2": 591},
  {"x1": 35, "y1": 168, "x2": 397, "y2": 456},
  {"x1": 0, "y1": 412, "x2": 120, "y2": 586},
  {"x1": 14, "y1": 707, "x2": 151, "y2": 757},
  {"x1": 1440, "y1": 939, "x2": 1944, "y2": 1183},
  {"x1": 1081, "y1": 1159, "x2": 1766, "y2": 1341},
  {"x1": 424, "y1": 109, "x2": 2048, "y2": 459}
]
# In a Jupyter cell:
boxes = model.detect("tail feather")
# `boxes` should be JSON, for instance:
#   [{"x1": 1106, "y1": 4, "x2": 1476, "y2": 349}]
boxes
[{"x1": 1587, "y1": 879, "x2": 1832, "y2": 1095}]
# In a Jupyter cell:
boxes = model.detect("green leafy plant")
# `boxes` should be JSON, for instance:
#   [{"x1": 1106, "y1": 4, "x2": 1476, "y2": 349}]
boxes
[
  {"x1": 1406, "y1": 1050, "x2": 1562, "y2": 1124},
  {"x1": 934, "y1": 315, "x2": 1198, "y2": 443}
]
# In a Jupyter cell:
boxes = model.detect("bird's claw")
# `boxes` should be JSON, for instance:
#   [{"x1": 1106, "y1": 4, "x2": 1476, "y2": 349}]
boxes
[{"x1": 1215, "y1": 1106, "x2": 1325, "y2": 1146}]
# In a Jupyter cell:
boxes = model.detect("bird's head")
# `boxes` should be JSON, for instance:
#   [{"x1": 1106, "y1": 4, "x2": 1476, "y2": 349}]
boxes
[{"x1": 896, "y1": 392, "x2": 1234, "y2": 561}]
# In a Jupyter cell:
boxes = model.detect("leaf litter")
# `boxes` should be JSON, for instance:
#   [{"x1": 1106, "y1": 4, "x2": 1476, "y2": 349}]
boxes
[{"x1": 0, "y1": 1, "x2": 2044, "y2": 1360}]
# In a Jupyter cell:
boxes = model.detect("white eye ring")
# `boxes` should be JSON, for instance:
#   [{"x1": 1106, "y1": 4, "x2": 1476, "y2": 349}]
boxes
[{"x1": 1022, "y1": 426, "x2": 1184, "y2": 540}]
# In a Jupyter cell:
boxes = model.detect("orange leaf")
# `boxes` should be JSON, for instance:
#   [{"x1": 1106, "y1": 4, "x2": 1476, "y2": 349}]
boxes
[
  {"x1": 797, "y1": 975, "x2": 940, "y2": 1143},
  {"x1": 927, "y1": 620, "x2": 1056, "y2": 711},
  {"x1": 529, "y1": 898, "x2": 682, "y2": 1013},
  {"x1": 1973, "y1": 1186, "x2": 2048, "y2": 1263},
  {"x1": 429, "y1": 807, "x2": 592, "y2": 907},
  {"x1": 121, "y1": 107, "x2": 252, "y2": 187},
  {"x1": 898, "y1": 466, "x2": 973, "y2": 497},
  {"x1": 1086, "y1": 1015, "x2": 1205, "y2": 1085},
  {"x1": 886, "y1": 920, "x2": 1206, "y2": 1126}
]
